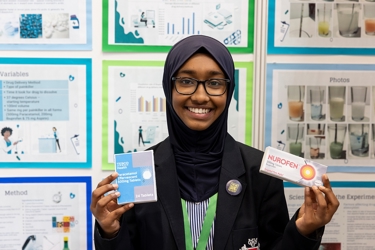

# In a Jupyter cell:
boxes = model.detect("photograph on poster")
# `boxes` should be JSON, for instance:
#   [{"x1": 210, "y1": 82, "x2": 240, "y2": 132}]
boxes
[
  {"x1": 102, "y1": 61, "x2": 252, "y2": 170},
  {"x1": 103, "y1": 0, "x2": 253, "y2": 52},
  {"x1": 0, "y1": 58, "x2": 92, "y2": 168},
  {"x1": 0, "y1": 0, "x2": 91, "y2": 50},
  {"x1": 0, "y1": 176, "x2": 92, "y2": 250},
  {"x1": 285, "y1": 182, "x2": 375, "y2": 249},
  {"x1": 268, "y1": 0, "x2": 375, "y2": 54},
  {"x1": 266, "y1": 63, "x2": 375, "y2": 172}
]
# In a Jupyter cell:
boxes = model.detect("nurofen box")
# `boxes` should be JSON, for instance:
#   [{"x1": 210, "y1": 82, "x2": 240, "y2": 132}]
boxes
[
  {"x1": 114, "y1": 150, "x2": 157, "y2": 205},
  {"x1": 260, "y1": 147, "x2": 327, "y2": 187}
]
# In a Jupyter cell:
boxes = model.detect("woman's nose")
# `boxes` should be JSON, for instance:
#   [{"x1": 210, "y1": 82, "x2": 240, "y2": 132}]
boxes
[{"x1": 191, "y1": 84, "x2": 209, "y2": 102}]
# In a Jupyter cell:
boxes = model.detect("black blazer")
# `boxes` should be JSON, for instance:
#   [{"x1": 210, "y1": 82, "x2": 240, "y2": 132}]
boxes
[{"x1": 95, "y1": 135, "x2": 322, "y2": 250}]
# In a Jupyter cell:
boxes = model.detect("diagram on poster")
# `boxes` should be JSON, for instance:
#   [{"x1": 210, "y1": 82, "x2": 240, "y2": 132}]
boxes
[
  {"x1": 285, "y1": 182, "x2": 375, "y2": 249},
  {"x1": 104, "y1": 0, "x2": 252, "y2": 52},
  {"x1": 0, "y1": 177, "x2": 92, "y2": 250},
  {"x1": 269, "y1": 0, "x2": 375, "y2": 54},
  {"x1": 0, "y1": 58, "x2": 91, "y2": 168},
  {"x1": 102, "y1": 61, "x2": 252, "y2": 170},
  {"x1": 266, "y1": 63, "x2": 375, "y2": 172},
  {"x1": 0, "y1": 0, "x2": 91, "y2": 50}
]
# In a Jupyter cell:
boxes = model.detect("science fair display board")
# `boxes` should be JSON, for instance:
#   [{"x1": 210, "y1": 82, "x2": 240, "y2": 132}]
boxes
[
  {"x1": 101, "y1": 60, "x2": 253, "y2": 170},
  {"x1": 102, "y1": 0, "x2": 254, "y2": 53},
  {"x1": 0, "y1": 176, "x2": 92, "y2": 250},
  {"x1": 268, "y1": 0, "x2": 375, "y2": 54},
  {"x1": 285, "y1": 182, "x2": 375, "y2": 249},
  {"x1": 0, "y1": 58, "x2": 92, "y2": 168},
  {"x1": 0, "y1": 0, "x2": 92, "y2": 50},
  {"x1": 266, "y1": 63, "x2": 375, "y2": 173}
]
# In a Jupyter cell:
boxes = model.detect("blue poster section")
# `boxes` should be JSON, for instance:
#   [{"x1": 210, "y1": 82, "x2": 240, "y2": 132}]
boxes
[
  {"x1": 0, "y1": 176, "x2": 92, "y2": 250},
  {"x1": 0, "y1": 58, "x2": 92, "y2": 168},
  {"x1": 266, "y1": 63, "x2": 375, "y2": 173},
  {"x1": 267, "y1": 0, "x2": 375, "y2": 55}
]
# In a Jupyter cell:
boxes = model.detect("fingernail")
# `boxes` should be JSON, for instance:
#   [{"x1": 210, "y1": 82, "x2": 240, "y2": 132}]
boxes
[
  {"x1": 115, "y1": 191, "x2": 120, "y2": 197},
  {"x1": 312, "y1": 186, "x2": 318, "y2": 190},
  {"x1": 112, "y1": 184, "x2": 118, "y2": 189},
  {"x1": 128, "y1": 203, "x2": 134, "y2": 208},
  {"x1": 111, "y1": 172, "x2": 118, "y2": 177}
]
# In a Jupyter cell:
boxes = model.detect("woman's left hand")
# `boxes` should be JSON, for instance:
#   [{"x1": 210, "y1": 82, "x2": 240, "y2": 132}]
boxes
[{"x1": 296, "y1": 174, "x2": 340, "y2": 236}]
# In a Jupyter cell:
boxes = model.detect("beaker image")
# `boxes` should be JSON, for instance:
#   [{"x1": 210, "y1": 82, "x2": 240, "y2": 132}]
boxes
[
  {"x1": 288, "y1": 85, "x2": 305, "y2": 121},
  {"x1": 309, "y1": 86, "x2": 325, "y2": 121},
  {"x1": 317, "y1": 4, "x2": 332, "y2": 37},
  {"x1": 289, "y1": 3, "x2": 315, "y2": 38},
  {"x1": 328, "y1": 124, "x2": 347, "y2": 159},
  {"x1": 364, "y1": 4, "x2": 375, "y2": 36},
  {"x1": 349, "y1": 124, "x2": 369, "y2": 157},
  {"x1": 288, "y1": 123, "x2": 304, "y2": 157},
  {"x1": 336, "y1": 3, "x2": 361, "y2": 37},
  {"x1": 309, "y1": 136, "x2": 325, "y2": 159},
  {"x1": 329, "y1": 86, "x2": 346, "y2": 122}
]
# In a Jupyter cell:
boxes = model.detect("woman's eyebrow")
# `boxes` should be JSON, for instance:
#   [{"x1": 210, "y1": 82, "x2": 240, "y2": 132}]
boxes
[{"x1": 176, "y1": 69, "x2": 225, "y2": 76}]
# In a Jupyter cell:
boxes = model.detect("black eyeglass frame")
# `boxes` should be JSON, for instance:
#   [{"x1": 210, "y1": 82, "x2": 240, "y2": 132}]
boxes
[{"x1": 172, "y1": 77, "x2": 229, "y2": 96}]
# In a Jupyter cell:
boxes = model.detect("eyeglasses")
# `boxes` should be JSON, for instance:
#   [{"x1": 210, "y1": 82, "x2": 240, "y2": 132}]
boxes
[{"x1": 172, "y1": 77, "x2": 229, "y2": 96}]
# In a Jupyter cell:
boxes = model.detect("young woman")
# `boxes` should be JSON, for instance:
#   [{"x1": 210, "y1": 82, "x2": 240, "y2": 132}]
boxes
[{"x1": 91, "y1": 35, "x2": 339, "y2": 250}]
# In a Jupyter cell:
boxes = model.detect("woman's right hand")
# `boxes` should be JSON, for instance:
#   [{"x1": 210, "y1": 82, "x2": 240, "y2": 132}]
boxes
[{"x1": 90, "y1": 172, "x2": 134, "y2": 238}]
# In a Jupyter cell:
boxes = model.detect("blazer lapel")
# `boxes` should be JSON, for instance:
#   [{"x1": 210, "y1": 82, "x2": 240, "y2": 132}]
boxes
[
  {"x1": 213, "y1": 135, "x2": 247, "y2": 249},
  {"x1": 154, "y1": 139, "x2": 186, "y2": 250}
]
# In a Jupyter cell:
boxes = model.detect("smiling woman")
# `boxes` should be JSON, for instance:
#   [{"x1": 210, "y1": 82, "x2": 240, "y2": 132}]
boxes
[
  {"x1": 92, "y1": 35, "x2": 339, "y2": 250},
  {"x1": 171, "y1": 52, "x2": 228, "y2": 131}
]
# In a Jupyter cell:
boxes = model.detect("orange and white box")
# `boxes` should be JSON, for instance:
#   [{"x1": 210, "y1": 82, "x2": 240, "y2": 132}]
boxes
[{"x1": 260, "y1": 147, "x2": 327, "y2": 187}]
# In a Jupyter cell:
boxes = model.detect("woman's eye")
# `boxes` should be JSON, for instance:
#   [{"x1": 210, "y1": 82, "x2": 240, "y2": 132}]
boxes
[
  {"x1": 209, "y1": 81, "x2": 220, "y2": 86},
  {"x1": 208, "y1": 80, "x2": 223, "y2": 86},
  {"x1": 180, "y1": 79, "x2": 194, "y2": 85}
]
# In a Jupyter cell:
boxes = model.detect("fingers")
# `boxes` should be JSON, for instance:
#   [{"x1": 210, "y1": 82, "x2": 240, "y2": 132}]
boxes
[
  {"x1": 310, "y1": 186, "x2": 327, "y2": 218},
  {"x1": 309, "y1": 176, "x2": 340, "y2": 221},
  {"x1": 92, "y1": 183, "x2": 118, "y2": 206},
  {"x1": 97, "y1": 172, "x2": 118, "y2": 188},
  {"x1": 96, "y1": 203, "x2": 134, "y2": 237},
  {"x1": 297, "y1": 202, "x2": 305, "y2": 219},
  {"x1": 304, "y1": 186, "x2": 317, "y2": 206},
  {"x1": 96, "y1": 191, "x2": 121, "y2": 209},
  {"x1": 112, "y1": 203, "x2": 134, "y2": 219},
  {"x1": 90, "y1": 173, "x2": 119, "y2": 213},
  {"x1": 318, "y1": 175, "x2": 340, "y2": 212},
  {"x1": 322, "y1": 174, "x2": 332, "y2": 189}
]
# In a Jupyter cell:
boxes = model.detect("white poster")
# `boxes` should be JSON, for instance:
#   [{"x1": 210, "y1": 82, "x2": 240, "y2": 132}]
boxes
[
  {"x1": 0, "y1": 0, "x2": 91, "y2": 50},
  {"x1": 266, "y1": 63, "x2": 375, "y2": 172},
  {"x1": 0, "y1": 177, "x2": 92, "y2": 250},
  {"x1": 285, "y1": 182, "x2": 375, "y2": 250},
  {"x1": 107, "y1": 0, "x2": 249, "y2": 47}
]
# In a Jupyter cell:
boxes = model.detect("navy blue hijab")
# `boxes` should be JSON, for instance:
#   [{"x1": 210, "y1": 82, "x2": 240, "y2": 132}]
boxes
[{"x1": 162, "y1": 35, "x2": 235, "y2": 202}]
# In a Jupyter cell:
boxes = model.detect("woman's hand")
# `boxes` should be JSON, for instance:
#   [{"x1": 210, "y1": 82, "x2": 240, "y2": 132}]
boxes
[
  {"x1": 296, "y1": 174, "x2": 340, "y2": 236},
  {"x1": 90, "y1": 172, "x2": 134, "y2": 238}
]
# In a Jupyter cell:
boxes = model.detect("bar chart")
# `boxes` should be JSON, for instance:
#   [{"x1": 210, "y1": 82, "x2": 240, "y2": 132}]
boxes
[
  {"x1": 166, "y1": 11, "x2": 200, "y2": 35},
  {"x1": 138, "y1": 96, "x2": 166, "y2": 112}
]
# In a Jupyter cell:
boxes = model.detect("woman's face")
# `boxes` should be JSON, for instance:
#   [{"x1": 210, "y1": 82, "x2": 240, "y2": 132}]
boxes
[
  {"x1": 3, "y1": 131, "x2": 10, "y2": 139},
  {"x1": 172, "y1": 53, "x2": 227, "y2": 131}
]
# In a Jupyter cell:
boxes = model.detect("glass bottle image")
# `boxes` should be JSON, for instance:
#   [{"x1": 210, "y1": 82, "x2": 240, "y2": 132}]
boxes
[
  {"x1": 336, "y1": 3, "x2": 361, "y2": 37},
  {"x1": 63, "y1": 236, "x2": 70, "y2": 250},
  {"x1": 328, "y1": 124, "x2": 347, "y2": 159},
  {"x1": 288, "y1": 123, "x2": 304, "y2": 157}
]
